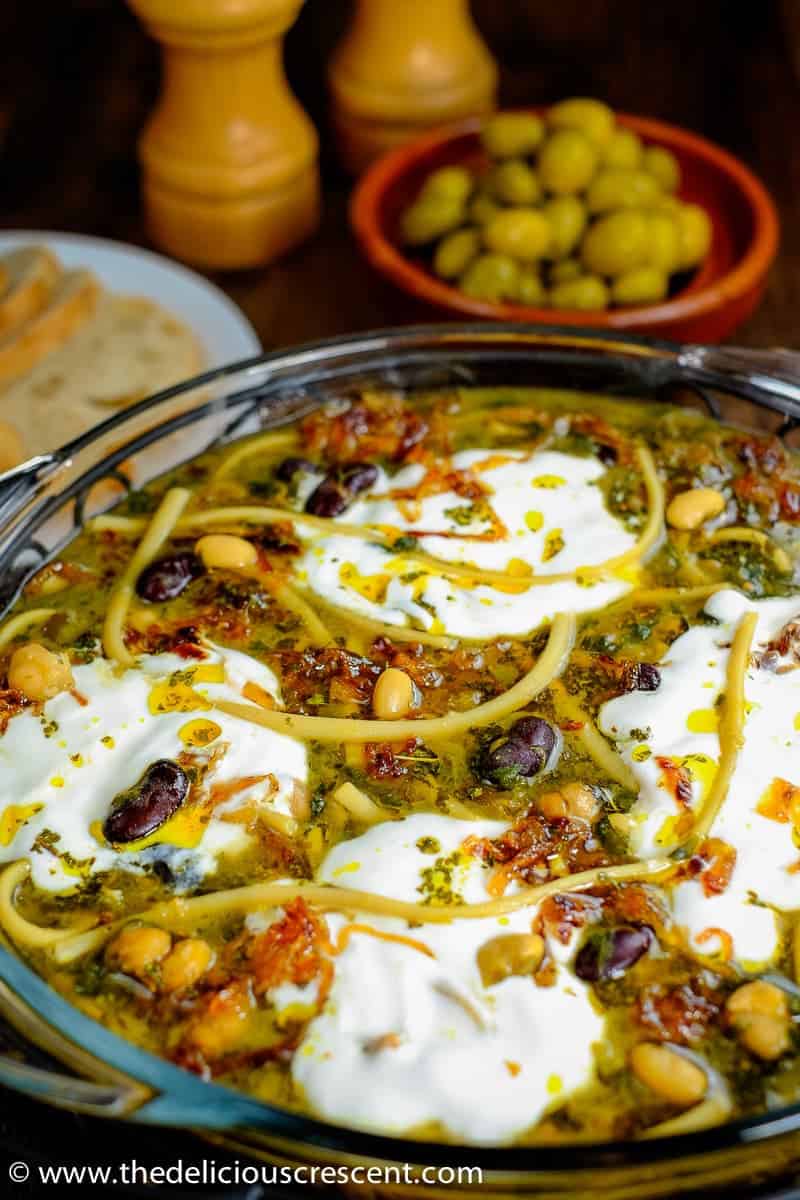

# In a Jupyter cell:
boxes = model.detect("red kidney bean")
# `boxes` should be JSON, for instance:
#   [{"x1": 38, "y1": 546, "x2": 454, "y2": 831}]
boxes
[
  {"x1": 574, "y1": 925, "x2": 654, "y2": 982},
  {"x1": 103, "y1": 760, "x2": 189, "y2": 844},
  {"x1": 275, "y1": 456, "x2": 317, "y2": 482},
  {"x1": 632, "y1": 663, "x2": 661, "y2": 691},
  {"x1": 478, "y1": 716, "x2": 558, "y2": 788},
  {"x1": 136, "y1": 553, "x2": 203, "y2": 603},
  {"x1": 305, "y1": 462, "x2": 378, "y2": 517}
]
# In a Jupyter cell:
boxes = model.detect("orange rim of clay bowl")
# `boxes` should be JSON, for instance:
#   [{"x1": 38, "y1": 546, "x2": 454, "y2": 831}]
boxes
[{"x1": 350, "y1": 110, "x2": 779, "y2": 341}]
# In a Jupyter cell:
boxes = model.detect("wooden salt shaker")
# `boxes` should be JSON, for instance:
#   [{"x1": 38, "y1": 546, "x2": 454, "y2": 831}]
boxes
[
  {"x1": 328, "y1": 0, "x2": 498, "y2": 174},
  {"x1": 127, "y1": 0, "x2": 320, "y2": 269}
]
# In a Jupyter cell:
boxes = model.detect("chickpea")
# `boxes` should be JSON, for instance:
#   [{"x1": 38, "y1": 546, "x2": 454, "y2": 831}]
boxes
[
  {"x1": 602, "y1": 127, "x2": 643, "y2": 170},
  {"x1": 562, "y1": 781, "x2": 602, "y2": 822},
  {"x1": 666, "y1": 487, "x2": 726, "y2": 531},
  {"x1": 106, "y1": 925, "x2": 171, "y2": 979},
  {"x1": 195, "y1": 534, "x2": 258, "y2": 571},
  {"x1": 538, "y1": 129, "x2": 598, "y2": 195},
  {"x1": 537, "y1": 782, "x2": 600, "y2": 823},
  {"x1": 476, "y1": 932, "x2": 545, "y2": 987},
  {"x1": 642, "y1": 145, "x2": 681, "y2": 192},
  {"x1": 483, "y1": 209, "x2": 552, "y2": 263},
  {"x1": 630, "y1": 1043, "x2": 707, "y2": 1106},
  {"x1": 372, "y1": 667, "x2": 415, "y2": 720},
  {"x1": 8, "y1": 642, "x2": 73, "y2": 702},
  {"x1": 548, "y1": 98, "x2": 615, "y2": 147},
  {"x1": 726, "y1": 981, "x2": 790, "y2": 1061},
  {"x1": 611, "y1": 266, "x2": 669, "y2": 306},
  {"x1": 481, "y1": 111, "x2": 545, "y2": 159},
  {"x1": 160, "y1": 937, "x2": 214, "y2": 993},
  {"x1": 433, "y1": 228, "x2": 480, "y2": 280}
]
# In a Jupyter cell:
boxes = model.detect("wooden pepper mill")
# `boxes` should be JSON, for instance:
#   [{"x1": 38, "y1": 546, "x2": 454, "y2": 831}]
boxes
[
  {"x1": 328, "y1": 0, "x2": 498, "y2": 174},
  {"x1": 127, "y1": 0, "x2": 320, "y2": 270}
]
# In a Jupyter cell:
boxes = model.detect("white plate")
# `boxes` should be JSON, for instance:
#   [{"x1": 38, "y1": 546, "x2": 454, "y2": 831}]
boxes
[{"x1": 0, "y1": 230, "x2": 261, "y2": 367}]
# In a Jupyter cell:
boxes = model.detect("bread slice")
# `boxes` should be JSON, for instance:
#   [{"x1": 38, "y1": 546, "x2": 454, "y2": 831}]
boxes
[
  {"x1": 0, "y1": 246, "x2": 62, "y2": 337},
  {"x1": 0, "y1": 293, "x2": 204, "y2": 456},
  {"x1": 0, "y1": 268, "x2": 100, "y2": 386}
]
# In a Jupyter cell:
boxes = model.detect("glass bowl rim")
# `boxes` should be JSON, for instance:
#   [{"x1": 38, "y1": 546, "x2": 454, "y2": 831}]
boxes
[{"x1": 1, "y1": 320, "x2": 800, "y2": 1171}]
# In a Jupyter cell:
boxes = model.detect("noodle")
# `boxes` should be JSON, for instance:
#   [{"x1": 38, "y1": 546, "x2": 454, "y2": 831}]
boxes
[
  {"x1": 0, "y1": 609, "x2": 58, "y2": 649},
  {"x1": 577, "y1": 445, "x2": 664, "y2": 580},
  {"x1": 550, "y1": 680, "x2": 638, "y2": 791},
  {"x1": 45, "y1": 857, "x2": 674, "y2": 964},
  {"x1": 102, "y1": 487, "x2": 191, "y2": 667},
  {"x1": 89, "y1": 446, "x2": 662, "y2": 593},
  {"x1": 213, "y1": 430, "x2": 299, "y2": 481},
  {"x1": 310, "y1": 591, "x2": 459, "y2": 649},
  {"x1": 261, "y1": 577, "x2": 333, "y2": 647},
  {"x1": 212, "y1": 612, "x2": 576, "y2": 743},
  {"x1": 0, "y1": 862, "x2": 96, "y2": 949},
  {"x1": 687, "y1": 610, "x2": 757, "y2": 844}
]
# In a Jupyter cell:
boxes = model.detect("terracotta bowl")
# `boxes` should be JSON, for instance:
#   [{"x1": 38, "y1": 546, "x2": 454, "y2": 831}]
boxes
[{"x1": 350, "y1": 110, "x2": 779, "y2": 342}]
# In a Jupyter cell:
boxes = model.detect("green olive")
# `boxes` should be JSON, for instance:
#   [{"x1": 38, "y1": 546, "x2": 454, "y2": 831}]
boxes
[
  {"x1": 549, "y1": 275, "x2": 610, "y2": 311},
  {"x1": 542, "y1": 195, "x2": 586, "y2": 259},
  {"x1": 469, "y1": 192, "x2": 502, "y2": 225},
  {"x1": 642, "y1": 145, "x2": 681, "y2": 192},
  {"x1": 675, "y1": 203, "x2": 712, "y2": 270},
  {"x1": 433, "y1": 228, "x2": 481, "y2": 280},
  {"x1": 420, "y1": 165, "x2": 475, "y2": 204},
  {"x1": 484, "y1": 209, "x2": 552, "y2": 262},
  {"x1": 548, "y1": 98, "x2": 615, "y2": 147},
  {"x1": 538, "y1": 129, "x2": 598, "y2": 195},
  {"x1": 602, "y1": 127, "x2": 643, "y2": 169},
  {"x1": 549, "y1": 257, "x2": 582, "y2": 284},
  {"x1": 650, "y1": 193, "x2": 682, "y2": 215},
  {"x1": 486, "y1": 159, "x2": 541, "y2": 206},
  {"x1": 516, "y1": 269, "x2": 547, "y2": 306},
  {"x1": 400, "y1": 196, "x2": 465, "y2": 245},
  {"x1": 612, "y1": 266, "x2": 669, "y2": 305},
  {"x1": 481, "y1": 112, "x2": 545, "y2": 159},
  {"x1": 585, "y1": 168, "x2": 662, "y2": 214},
  {"x1": 459, "y1": 253, "x2": 520, "y2": 302},
  {"x1": 645, "y1": 211, "x2": 680, "y2": 273},
  {"x1": 581, "y1": 209, "x2": 650, "y2": 276}
]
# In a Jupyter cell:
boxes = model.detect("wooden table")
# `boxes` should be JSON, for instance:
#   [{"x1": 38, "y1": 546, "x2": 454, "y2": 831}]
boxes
[
  {"x1": 2, "y1": 0, "x2": 800, "y2": 353},
  {"x1": 1, "y1": 2, "x2": 800, "y2": 1195}
]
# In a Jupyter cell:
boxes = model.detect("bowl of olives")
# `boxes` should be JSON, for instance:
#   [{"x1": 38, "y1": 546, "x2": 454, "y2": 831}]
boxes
[{"x1": 351, "y1": 99, "x2": 778, "y2": 341}]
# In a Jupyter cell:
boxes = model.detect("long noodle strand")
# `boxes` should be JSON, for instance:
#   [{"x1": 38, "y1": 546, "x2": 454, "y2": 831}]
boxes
[
  {"x1": 550, "y1": 680, "x2": 638, "y2": 791},
  {"x1": 102, "y1": 487, "x2": 191, "y2": 666},
  {"x1": 0, "y1": 609, "x2": 58, "y2": 649},
  {"x1": 212, "y1": 612, "x2": 576, "y2": 743},
  {"x1": 687, "y1": 610, "x2": 757, "y2": 843},
  {"x1": 32, "y1": 857, "x2": 674, "y2": 964}
]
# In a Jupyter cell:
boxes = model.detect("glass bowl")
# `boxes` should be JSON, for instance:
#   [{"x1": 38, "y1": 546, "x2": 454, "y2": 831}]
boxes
[{"x1": 2, "y1": 324, "x2": 800, "y2": 1198}]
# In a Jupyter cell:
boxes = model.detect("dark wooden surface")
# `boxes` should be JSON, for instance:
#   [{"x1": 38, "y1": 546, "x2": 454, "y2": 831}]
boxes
[
  {"x1": 1, "y1": 2, "x2": 800, "y2": 1195},
  {"x1": 1, "y1": 0, "x2": 800, "y2": 352}
]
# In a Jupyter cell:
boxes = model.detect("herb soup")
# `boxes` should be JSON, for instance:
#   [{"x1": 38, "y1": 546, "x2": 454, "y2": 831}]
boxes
[{"x1": 1, "y1": 386, "x2": 800, "y2": 1144}]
